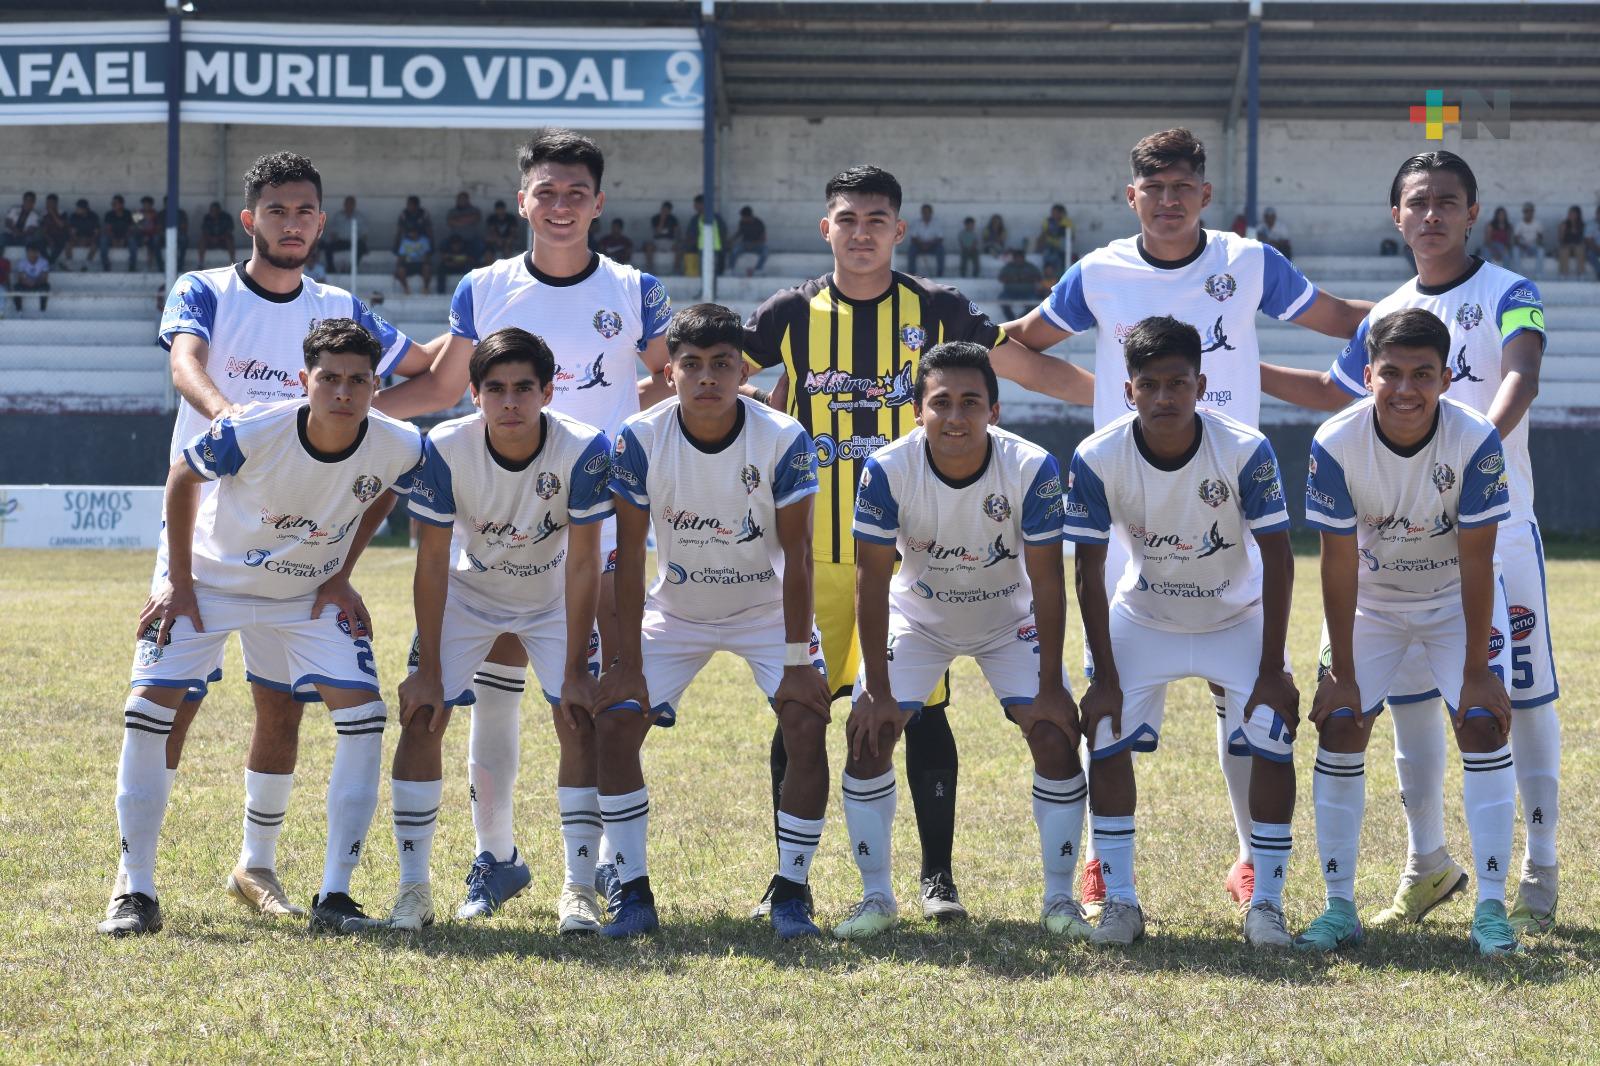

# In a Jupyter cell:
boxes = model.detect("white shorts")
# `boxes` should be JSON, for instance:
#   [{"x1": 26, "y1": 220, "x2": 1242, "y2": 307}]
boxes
[
  {"x1": 633, "y1": 608, "x2": 824, "y2": 727},
  {"x1": 852, "y1": 613, "x2": 1064, "y2": 721},
  {"x1": 1081, "y1": 535, "x2": 1130, "y2": 678},
  {"x1": 408, "y1": 597, "x2": 600, "y2": 708},
  {"x1": 1087, "y1": 612, "x2": 1294, "y2": 765},
  {"x1": 131, "y1": 588, "x2": 379, "y2": 703},
  {"x1": 1387, "y1": 520, "x2": 1558, "y2": 709}
]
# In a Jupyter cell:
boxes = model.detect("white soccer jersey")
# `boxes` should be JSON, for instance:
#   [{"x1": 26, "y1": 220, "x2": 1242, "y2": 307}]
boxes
[
  {"x1": 609, "y1": 397, "x2": 818, "y2": 626},
  {"x1": 449, "y1": 252, "x2": 672, "y2": 440},
  {"x1": 182, "y1": 401, "x2": 423, "y2": 599},
  {"x1": 853, "y1": 427, "x2": 1066, "y2": 649},
  {"x1": 1064, "y1": 409, "x2": 1291, "y2": 633},
  {"x1": 404, "y1": 410, "x2": 614, "y2": 617},
  {"x1": 1306, "y1": 397, "x2": 1510, "y2": 612},
  {"x1": 159, "y1": 263, "x2": 411, "y2": 463},
  {"x1": 1037, "y1": 230, "x2": 1317, "y2": 430},
  {"x1": 1328, "y1": 259, "x2": 1545, "y2": 522}
]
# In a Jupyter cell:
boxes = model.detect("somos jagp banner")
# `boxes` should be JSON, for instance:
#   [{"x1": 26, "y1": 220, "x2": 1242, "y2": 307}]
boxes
[
  {"x1": 0, "y1": 486, "x2": 164, "y2": 549},
  {"x1": 0, "y1": 20, "x2": 704, "y2": 129}
]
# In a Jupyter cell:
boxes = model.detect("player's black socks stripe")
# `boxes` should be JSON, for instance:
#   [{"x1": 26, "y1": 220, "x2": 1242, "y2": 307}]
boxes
[
  {"x1": 246, "y1": 807, "x2": 287, "y2": 826},
  {"x1": 472, "y1": 677, "x2": 524, "y2": 694},
  {"x1": 1314, "y1": 759, "x2": 1365, "y2": 777},
  {"x1": 843, "y1": 781, "x2": 896, "y2": 802},
  {"x1": 600, "y1": 800, "x2": 649, "y2": 823},
  {"x1": 124, "y1": 722, "x2": 173, "y2": 736},
  {"x1": 1462, "y1": 753, "x2": 1514, "y2": 772},
  {"x1": 1033, "y1": 784, "x2": 1087, "y2": 805}
]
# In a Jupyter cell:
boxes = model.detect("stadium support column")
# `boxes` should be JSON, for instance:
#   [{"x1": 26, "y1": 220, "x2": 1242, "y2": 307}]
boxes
[
  {"x1": 164, "y1": 2, "x2": 184, "y2": 291},
  {"x1": 698, "y1": 0, "x2": 718, "y2": 303},
  {"x1": 1244, "y1": 0, "x2": 1261, "y2": 231}
]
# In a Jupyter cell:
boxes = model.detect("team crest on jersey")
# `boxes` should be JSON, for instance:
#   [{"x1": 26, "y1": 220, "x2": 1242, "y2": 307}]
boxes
[
  {"x1": 1510, "y1": 604, "x2": 1537, "y2": 641},
  {"x1": 1204, "y1": 273, "x2": 1237, "y2": 302},
  {"x1": 592, "y1": 309, "x2": 623, "y2": 339},
  {"x1": 1197, "y1": 479, "x2": 1231, "y2": 508},
  {"x1": 536, "y1": 472, "x2": 562, "y2": 500},
  {"x1": 352, "y1": 475, "x2": 382, "y2": 502},
  {"x1": 983, "y1": 493, "x2": 1011, "y2": 523},
  {"x1": 1431, "y1": 462, "x2": 1456, "y2": 494},
  {"x1": 900, "y1": 325, "x2": 928, "y2": 352},
  {"x1": 740, "y1": 464, "x2": 761, "y2": 494},
  {"x1": 1455, "y1": 303, "x2": 1485, "y2": 331}
]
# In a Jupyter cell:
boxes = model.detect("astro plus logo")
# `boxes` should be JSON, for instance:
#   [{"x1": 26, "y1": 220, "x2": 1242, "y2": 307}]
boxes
[{"x1": 1408, "y1": 89, "x2": 1511, "y2": 140}]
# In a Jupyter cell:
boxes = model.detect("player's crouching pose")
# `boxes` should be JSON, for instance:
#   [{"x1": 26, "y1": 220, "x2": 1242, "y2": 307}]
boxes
[
  {"x1": 1065, "y1": 317, "x2": 1299, "y2": 949},
  {"x1": 384, "y1": 328, "x2": 613, "y2": 933},
  {"x1": 839, "y1": 342, "x2": 1088, "y2": 941},
  {"x1": 1299, "y1": 308, "x2": 1519, "y2": 956},
  {"x1": 594, "y1": 303, "x2": 832, "y2": 940},
  {"x1": 101, "y1": 319, "x2": 424, "y2": 936}
]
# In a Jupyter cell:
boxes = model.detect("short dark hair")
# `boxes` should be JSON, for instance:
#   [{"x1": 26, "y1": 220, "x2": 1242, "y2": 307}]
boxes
[
  {"x1": 1123, "y1": 315, "x2": 1202, "y2": 376},
  {"x1": 22, "y1": 190, "x2": 35, "y2": 200},
  {"x1": 1365, "y1": 308, "x2": 1451, "y2": 369},
  {"x1": 517, "y1": 128, "x2": 604, "y2": 190},
  {"x1": 243, "y1": 151, "x2": 322, "y2": 210},
  {"x1": 825, "y1": 165, "x2": 903, "y2": 214},
  {"x1": 665, "y1": 303, "x2": 743, "y2": 355},
  {"x1": 1130, "y1": 128, "x2": 1206, "y2": 179},
  {"x1": 302, "y1": 317, "x2": 381, "y2": 370},
  {"x1": 470, "y1": 326, "x2": 555, "y2": 389},
  {"x1": 915, "y1": 341, "x2": 998, "y2": 405},
  {"x1": 1389, "y1": 150, "x2": 1478, "y2": 208}
]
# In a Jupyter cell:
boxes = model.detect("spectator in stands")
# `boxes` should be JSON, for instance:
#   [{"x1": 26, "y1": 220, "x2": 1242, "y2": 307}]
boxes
[
  {"x1": 37, "y1": 194, "x2": 69, "y2": 265},
  {"x1": 438, "y1": 233, "x2": 473, "y2": 292},
  {"x1": 484, "y1": 199, "x2": 518, "y2": 261},
  {"x1": 727, "y1": 205, "x2": 768, "y2": 276},
  {"x1": 684, "y1": 194, "x2": 726, "y2": 276},
  {"x1": 1514, "y1": 202, "x2": 1545, "y2": 277},
  {"x1": 11, "y1": 243, "x2": 49, "y2": 313},
  {"x1": 322, "y1": 195, "x2": 367, "y2": 272},
  {"x1": 597, "y1": 218, "x2": 634, "y2": 264},
  {"x1": 99, "y1": 194, "x2": 136, "y2": 271},
  {"x1": 4, "y1": 191, "x2": 39, "y2": 244},
  {"x1": 956, "y1": 216, "x2": 981, "y2": 277},
  {"x1": 1256, "y1": 207, "x2": 1293, "y2": 260},
  {"x1": 907, "y1": 203, "x2": 946, "y2": 276},
  {"x1": 1557, "y1": 204, "x2": 1587, "y2": 278},
  {"x1": 1482, "y1": 206, "x2": 1513, "y2": 264},
  {"x1": 393, "y1": 223, "x2": 432, "y2": 295},
  {"x1": 998, "y1": 247, "x2": 1043, "y2": 320},
  {"x1": 1230, "y1": 213, "x2": 1248, "y2": 238},
  {"x1": 1585, "y1": 205, "x2": 1600, "y2": 282},
  {"x1": 1036, "y1": 203, "x2": 1073, "y2": 274},
  {"x1": 66, "y1": 198, "x2": 98, "y2": 270},
  {"x1": 643, "y1": 200, "x2": 681, "y2": 275},
  {"x1": 981, "y1": 213, "x2": 1008, "y2": 257},
  {"x1": 395, "y1": 195, "x2": 433, "y2": 250},
  {"x1": 446, "y1": 191, "x2": 485, "y2": 262}
]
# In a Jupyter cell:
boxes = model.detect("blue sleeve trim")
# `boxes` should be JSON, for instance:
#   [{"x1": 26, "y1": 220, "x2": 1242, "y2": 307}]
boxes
[
  {"x1": 1258, "y1": 243, "x2": 1315, "y2": 320},
  {"x1": 853, "y1": 456, "x2": 899, "y2": 535},
  {"x1": 1039, "y1": 261, "x2": 1093, "y2": 334},
  {"x1": 772, "y1": 429, "x2": 820, "y2": 506},
  {"x1": 637, "y1": 273, "x2": 672, "y2": 352},
  {"x1": 448, "y1": 273, "x2": 477, "y2": 341},
  {"x1": 1020, "y1": 455, "x2": 1066, "y2": 542},
  {"x1": 1305, "y1": 440, "x2": 1356, "y2": 525},
  {"x1": 158, "y1": 272, "x2": 217, "y2": 350},
  {"x1": 1063, "y1": 451, "x2": 1112, "y2": 537}
]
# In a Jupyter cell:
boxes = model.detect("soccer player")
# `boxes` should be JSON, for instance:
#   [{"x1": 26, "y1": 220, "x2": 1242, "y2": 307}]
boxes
[
  {"x1": 149, "y1": 151, "x2": 441, "y2": 920},
  {"x1": 988, "y1": 127, "x2": 1369, "y2": 912},
  {"x1": 1299, "y1": 308, "x2": 1519, "y2": 956},
  {"x1": 376, "y1": 131, "x2": 672, "y2": 920},
  {"x1": 100, "y1": 319, "x2": 424, "y2": 936},
  {"x1": 595, "y1": 304, "x2": 833, "y2": 940},
  {"x1": 1262, "y1": 151, "x2": 1557, "y2": 934},
  {"x1": 743, "y1": 164, "x2": 1048, "y2": 921},
  {"x1": 380, "y1": 327, "x2": 613, "y2": 933},
  {"x1": 839, "y1": 342, "x2": 1085, "y2": 940},
  {"x1": 1064, "y1": 317, "x2": 1297, "y2": 948}
]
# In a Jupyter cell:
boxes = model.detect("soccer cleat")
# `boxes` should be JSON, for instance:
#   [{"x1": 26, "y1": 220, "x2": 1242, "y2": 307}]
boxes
[
  {"x1": 771, "y1": 897, "x2": 823, "y2": 941},
  {"x1": 456, "y1": 849, "x2": 531, "y2": 921},
  {"x1": 1090, "y1": 900, "x2": 1145, "y2": 946},
  {"x1": 750, "y1": 873, "x2": 815, "y2": 920},
  {"x1": 600, "y1": 883, "x2": 659, "y2": 939},
  {"x1": 920, "y1": 871, "x2": 968, "y2": 922},
  {"x1": 1293, "y1": 898, "x2": 1363, "y2": 952},
  {"x1": 1367, "y1": 859, "x2": 1469, "y2": 928},
  {"x1": 1469, "y1": 899, "x2": 1523, "y2": 956},
  {"x1": 1079, "y1": 858, "x2": 1106, "y2": 917},
  {"x1": 1041, "y1": 896, "x2": 1093, "y2": 940},
  {"x1": 98, "y1": 892, "x2": 163, "y2": 937},
  {"x1": 1508, "y1": 859, "x2": 1558, "y2": 935},
  {"x1": 308, "y1": 892, "x2": 384, "y2": 934},
  {"x1": 1243, "y1": 901, "x2": 1293, "y2": 949},
  {"x1": 832, "y1": 893, "x2": 898, "y2": 940},
  {"x1": 226, "y1": 866, "x2": 307, "y2": 917},
  {"x1": 595, "y1": 861, "x2": 624, "y2": 918},
  {"x1": 557, "y1": 884, "x2": 604, "y2": 935},
  {"x1": 385, "y1": 882, "x2": 435, "y2": 932},
  {"x1": 1225, "y1": 861, "x2": 1256, "y2": 909}
]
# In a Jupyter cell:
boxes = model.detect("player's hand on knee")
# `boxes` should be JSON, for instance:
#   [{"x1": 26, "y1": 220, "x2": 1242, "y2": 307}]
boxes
[
  {"x1": 559, "y1": 669, "x2": 602, "y2": 729},
  {"x1": 1078, "y1": 680, "x2": 1122, "y2": 745},
  {"x1": 398, "y1": 670, "x2": 444, "y2": 731},
  {"x1": 1454, "y1": 668, "x2": 1511, "y2": 736},
  {"x1": 1309, "y1": 672, "x2": 1361, "y2": 732},
  {"x1": 775, "y1": 664, "x2": 833, "y2": 723},
  {"x1": 596, "y1": 660, "x2": 649, "y2": 719},
  {"x1": 847, "y1": 689, "x2": 904, "y2": 762},
  {"x1": 139, "y1": 579, "x2": 203, "y2": 645},
  {"x1": 1017, "y1": 682, "x2": 1081, "y2": 748},
  {"x1": 1245, "y1": 668, "x2": 1300, "y2": 741},
  {"x1": 312, "y1": 574, "x2": 372, "y2": 639}
]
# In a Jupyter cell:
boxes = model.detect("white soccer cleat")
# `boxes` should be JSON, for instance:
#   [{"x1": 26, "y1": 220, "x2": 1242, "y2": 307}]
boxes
[
  {"x1": 385, "y1": 882, "x2": 435, "y2": 932},
  {"x1": 1090, "y1": 900, "x2": 1146, "y2": 946},
  {"x1": 557, "y1": 883, "x2": 604, "y2": 935},
  {"x1": 1041, "y1": 896, "x2": 1093, "y2": 940},
  {"x1": 832, "y1": 893, "x2": 898, "y2": 940},
  {"x1": 1243, "y1": 900, "x2": 1293, "y2": 949},
  {"x1": 226, "y1": 866, "x2": 307, "y2": 917}
]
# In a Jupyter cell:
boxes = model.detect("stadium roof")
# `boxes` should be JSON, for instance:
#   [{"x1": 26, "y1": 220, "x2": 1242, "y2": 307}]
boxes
[{"x1": 28, "y1": 1, "x2": 1600, "y2": 120}]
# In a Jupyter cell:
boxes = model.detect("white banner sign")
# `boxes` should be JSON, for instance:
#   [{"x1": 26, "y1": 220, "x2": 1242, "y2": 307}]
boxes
[{"x1": 0, "y1": 485, "x2": 163, "y2": 549}]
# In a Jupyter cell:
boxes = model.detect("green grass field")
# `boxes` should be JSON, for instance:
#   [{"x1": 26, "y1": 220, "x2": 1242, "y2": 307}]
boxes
[{"x1": 3, "y1": 545, "x2": 1598, "y2": 1063}]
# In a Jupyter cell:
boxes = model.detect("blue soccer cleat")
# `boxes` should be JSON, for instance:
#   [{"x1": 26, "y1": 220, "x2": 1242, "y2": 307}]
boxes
[
  {"x1": 455, "y1": 849, "x2": 531, "y2": 921},
  {"x1": 771, "y1": 896, "x2": 822, "y2": 940},
  {"x1": 600, "y1": 881, "x2": 660, "y2": 939}
]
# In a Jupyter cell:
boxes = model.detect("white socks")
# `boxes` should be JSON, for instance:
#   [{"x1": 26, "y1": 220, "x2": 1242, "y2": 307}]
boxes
[
  {"x1": 1091, "y1": 815, "x2": 1136, "y2": 905},
  {"x1": 1312, "y1": 747, "x2": 1365, "y2": 903},
  {"x1": 558, "y1": 785, "x2": 603, "y2": 888},
  {"x1": 1249, "y1": 821, "x2": 1293, "y2": 907},
  {"x1": 1510, "y1": 704, "x2": 1560, "y2": 867},
  {"x1": 115, "y1": 696, "x2": 178, "y2": 898},
  {"x1": 1391, "y1": 698, "x2": 1449, "y2": 860},
  {"x1": 320, "y1": 701, "x2": 385, "y2": 897},
  {"x1": 467, "y1": 667, "x2": 523, "y2": 863},
  {"x1": 776, "y1": 811, "x2": 825, "y2": 885},
  {"x1": 392, "y1": 777, "x2": 442, "y2": 886},
  {"x1": 599, "y1": 787, "x2": 650, "y2": 884},
  {"x1": 1033, "y1": 772, "x2": 1087, "y2": 901},
  {"x1": 1216, "y1": 693, "x2": 1253, "y2": 862},
  {"x1": 842, "y1": 770, "x2": 896, "y2": 899},
  {"x1": 1462, "y1": 745, "x2": 1516, "y2": 903},
  {"x1": 239, "y1": 769, "x2": 293, "y2": 871}
]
